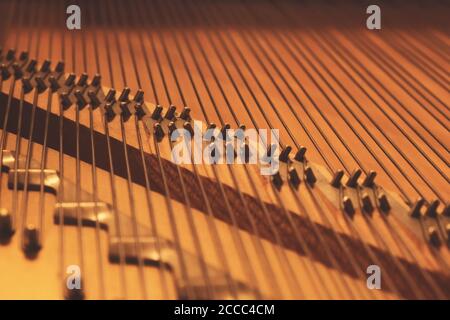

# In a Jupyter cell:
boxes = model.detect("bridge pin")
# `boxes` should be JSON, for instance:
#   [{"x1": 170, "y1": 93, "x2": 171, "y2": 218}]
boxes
[
  {"x1": 23, "y1": 224, "x2": 41, "y2": 258},
  {"x1": 0, "y1": 208, "x2": 13, "y2": 242}
]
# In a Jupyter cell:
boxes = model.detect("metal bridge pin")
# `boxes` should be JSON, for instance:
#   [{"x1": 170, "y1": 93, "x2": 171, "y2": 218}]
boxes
[
  {"x1": 294, "y1": 146, "x2": 307, "y2": 162},
  {"x1": 330, "y1": 170, "x2": 344, "y2": 188},
  {"x1": 342, "y1": 196, "x2": 355, "y2": 217},
  {"x1": 23, "y1": 225, "x2": 41, "y2": 257},
  {"x1": 409, "y1": 198, "x2": 425, "y2": 218},
  {"x1": 221, "y1": 123, "x2": 231, "y2": 140},
  {"x1": 25, "y1": 59, "x2": 37, "y2": 73},
  {"x1": 65, "y1": 278, "x2": 85, "y2": 300},
  {"x1": 0, "y1": 63, "x2": 10, "y2": 79},
  {"x1": 425, "y1": 200, "x2": 440, "y2": 218},
  {"x1": 361, "y1": 192, "x2": 374, "y2": 215},
  {"x1": 60, "y1": 92, "x2": 72, "y2": 110},
  {"x1": 133, "y1": 89, "x2": 144, "y2": 103},
  {"x1": 12, "y1": 62, "x2": 23, "y2": 79},
  {"x1": 55, "y1": 61, "x2": 65, "y2": 73},
  {"x1": 304, "y1": 166, "x2": 316, "y2": 186},
  {"x1": 362, "y1": 170, "x2": 377, "y2": 188},
  {"x1": 377, "y1": 193, "x2": 391, "y2": 213},
  {"x1": 74, "y1": 90, "x2": 87, "y2": 109},
  {"x1": 151, "y1": 105, "x2": 163, "y2": 120},
  {"x1": 87, "y1": 90, "x2": 100, "y2": 108},
  {"x1": 446, "y1": 225, "x2": 450, "y2": 246},
  {"x1": 48, "y1": 76, "x2": 60, "y2": 92},
  {"x1": 118, "y1": 87, "x2": 130, "y2": 102},
  {"x1": 90, "y1": 74, "x2": 101, "y2": 87},
  {"x1": 442, "y1": 204, "x2": 450, "y2": 217},
  {"x1": 6, "y1": 48, "x2": 15, "y2": 61},
  {"x1": 104, "y1": 88, "x2": 116, "y2": 102},
  {"x1": 279, "y1": 145, "x2": 292, "y2": 163},
  {"x1": 21, "y1": 77, "x2": 33, "y2": 93},
  {"x1": 76, "y1": 73, "x2": 89, "y2": 87},
  {"x1": 35, "y1": 76, "x2": 47, "y2": 93},
  {"x1": 428, "y1": 227, "x2": 441, "y2": 247},
  {"x1": 154, "y1": 123, "x2": 165, "y2": 142},
  {"x1": 0, "y1": 208, "x2": 13, "y2": 242},
  {"x1": 19, "y1": 51, "x2": 29, "y2": 62},
  {"x1": 164, "y1": 105, "x2": 177, "y2": 120},
  {"x1": 271, "y1": 172, "x2": 283, "y2": 189},
  {"x1": 168, "y1": 121, "x2": 177, "y2": 136},
  {"x1": 183, "y1": 122, "x2": 194, "y2": 138},
  {"x1": 242, "y1": 143, "x2": 250, "y2": 163},
  {"x1": 39, "y1": 59, "x2": 51, "y2": 73},
  {"x1": 179, "y1": 106, "x2": 191, "y2": 120},
  {"x1": 346, "y1": 169, "x2": 362, "y2": 188},
  {"x1": 288, "y1": 167, "x2": 301, "y2": 188},
  {"x1": 64, "y1": 73, "x2": 76, "y2": 87}
]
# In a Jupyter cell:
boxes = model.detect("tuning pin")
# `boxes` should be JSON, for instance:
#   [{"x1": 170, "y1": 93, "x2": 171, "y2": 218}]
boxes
[
  {"x1": 346, "y1": 169, "x2": 362, "y2": 188},
  {"x1": 331, "y1": 170, "x2": 344, "y2": 188}
]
